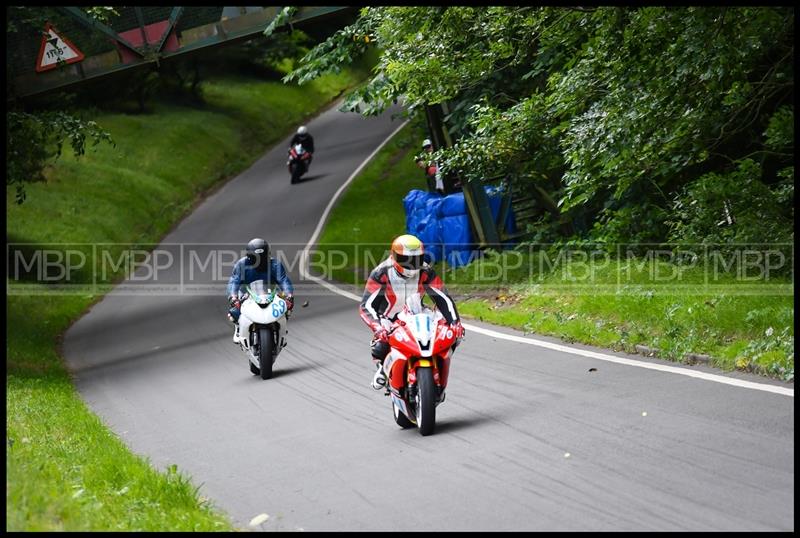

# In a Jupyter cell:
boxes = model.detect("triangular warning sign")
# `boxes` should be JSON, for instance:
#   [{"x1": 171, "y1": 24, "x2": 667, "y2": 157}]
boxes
[{"x1": 36, "y1": 23, "x2": 85, "y2": 73}]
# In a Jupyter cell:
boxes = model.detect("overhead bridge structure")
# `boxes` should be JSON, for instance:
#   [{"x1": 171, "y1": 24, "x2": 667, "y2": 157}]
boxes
[{"x1": 7, "y1": 6, "x2": 355, "y2": 99}]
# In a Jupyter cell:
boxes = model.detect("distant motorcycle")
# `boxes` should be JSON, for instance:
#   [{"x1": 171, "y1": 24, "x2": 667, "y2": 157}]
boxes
[
  {"x1": 377, "y1": 295, "x2": 458, "y2": 436},
  {"x1": 236, "y1": 279, "x2": 289, "y2": 379},
  {"x1": 287, "y1": 143, "x2": 312, "y2": 184}
]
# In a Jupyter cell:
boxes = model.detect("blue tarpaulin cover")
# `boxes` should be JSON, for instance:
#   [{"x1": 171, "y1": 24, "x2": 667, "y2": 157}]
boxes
[{"x1": 402, "y1": 186, "x2": 517, "y2": 268}]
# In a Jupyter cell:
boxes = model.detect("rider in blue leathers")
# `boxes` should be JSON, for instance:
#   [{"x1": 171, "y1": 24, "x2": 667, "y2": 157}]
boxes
[{"x1": 227, "y1": 238, "x2": 294, "y2": 343}]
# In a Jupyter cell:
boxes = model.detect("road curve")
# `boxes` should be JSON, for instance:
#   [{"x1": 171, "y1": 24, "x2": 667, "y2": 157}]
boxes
[{"x1": 63, "y1": 104, "x2": 794, "y2": 531}]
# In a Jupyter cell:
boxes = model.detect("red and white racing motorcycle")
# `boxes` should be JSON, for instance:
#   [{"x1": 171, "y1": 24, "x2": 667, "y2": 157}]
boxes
[
  {"x1": 378, "y1": 296, "x2": 459, "y2": 436},
  {"x1": 287, "y1": 143, "x2": 312, "y2": 184}
]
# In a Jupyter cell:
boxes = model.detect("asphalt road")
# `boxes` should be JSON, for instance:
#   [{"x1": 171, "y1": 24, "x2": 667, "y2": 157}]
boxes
[{"x1": 63, "y1": 103, "x2": 794, "y2": 531}]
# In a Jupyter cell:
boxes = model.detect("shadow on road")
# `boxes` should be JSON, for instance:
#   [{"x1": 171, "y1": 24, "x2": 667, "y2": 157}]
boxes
[
  {"x1": 239, "y1": 361, "x2": 320, "y2": 381},
  {"x1": 272, "y1": 362, "x2": 321, "y2": 378},
  {"x1": 294, "y1": 173, "x2": 327, "y2": 184},
  {"x1": 433, "y1": 414, "x2": 497, "y2": 434}
]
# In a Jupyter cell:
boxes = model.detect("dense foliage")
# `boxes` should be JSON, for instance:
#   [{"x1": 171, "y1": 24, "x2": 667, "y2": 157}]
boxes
[{"x1": 285, "y1": 6, "x2": 794, "y2": 246}]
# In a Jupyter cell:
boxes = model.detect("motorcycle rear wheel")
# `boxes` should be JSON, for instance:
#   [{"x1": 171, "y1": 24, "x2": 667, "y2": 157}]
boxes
[
  {"x1": 258, "y1": 326, "x2": 274, "y2": 379},
  {"x1": 249, "y1": 360, "x2": 260, "y2": 375},
  {"x1": 416, "y1": 367, "x2": 436, "y2": 436}
]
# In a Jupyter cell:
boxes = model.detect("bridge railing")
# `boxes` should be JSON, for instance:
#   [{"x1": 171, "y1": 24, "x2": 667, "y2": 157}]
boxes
[{"x1": 7, "y1": 6, "x2": 353, "y2": 99}]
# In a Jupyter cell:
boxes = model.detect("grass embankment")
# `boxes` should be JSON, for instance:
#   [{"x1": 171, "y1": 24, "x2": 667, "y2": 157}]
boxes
[
  {"x1": 313, "y1": 124, "x2": 794, "y2": 382},
  {"x1": 449, "y1": 253, "x2": 793, "y2": 380},
  {"x1": 6, "y1": 65, "x2": 370, "y2": 531}
]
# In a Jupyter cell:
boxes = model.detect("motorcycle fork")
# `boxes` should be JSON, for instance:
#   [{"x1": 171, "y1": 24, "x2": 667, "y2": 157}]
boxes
[
  {"x1": 249, "y1": 324, "x2": 278, "y2": 351},
  {"x1": 405, "y1": 357, "x2": 446, "y2": 403},
  {"x1": 404, "y1": 357, "x2": 438, "y2": 402}
]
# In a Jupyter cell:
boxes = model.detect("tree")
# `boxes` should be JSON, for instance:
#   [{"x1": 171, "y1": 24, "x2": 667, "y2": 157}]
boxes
[{"x1": 283, "y1": 6, "x2": 794, "y2": 244}]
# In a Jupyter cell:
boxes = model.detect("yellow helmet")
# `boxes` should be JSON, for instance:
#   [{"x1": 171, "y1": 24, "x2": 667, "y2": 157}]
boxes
[{"x1": 390, "y1": 234, "x2": 424, "y2": 277}]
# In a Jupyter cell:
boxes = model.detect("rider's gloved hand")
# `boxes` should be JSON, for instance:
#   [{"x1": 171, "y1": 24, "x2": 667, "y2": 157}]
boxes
[
  {"x1": 450, "y1": 320, "x2": 464, "y2": 350},
  {"x1": 229, "y1": 295, "x2": 240, "y2": 309},
  {"x1": 374, "y1": 328, "x2": 389, "y2": 343},
  {"x1": 451, "y1": 320, "x2": 465, "y2": 339},
  {"x1": 285, "y1": 295, "x2": 294, "y2": 311}
]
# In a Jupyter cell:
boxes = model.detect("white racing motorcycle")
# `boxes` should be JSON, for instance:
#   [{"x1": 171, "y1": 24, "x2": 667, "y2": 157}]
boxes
[{"x1": 236, "y1": 279, "x2": 289, "y2": 379}]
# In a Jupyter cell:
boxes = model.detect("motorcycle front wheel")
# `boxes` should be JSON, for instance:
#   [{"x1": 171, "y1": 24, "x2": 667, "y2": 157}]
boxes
[
  {"x1": 415, "y1": 367, "x2": 436, "y2": 436},
  {"x1": 258, "y1": 326, "x2": 274, "y2": 379},
  {"x1": 290, "y1": 163, "x2": 302, "y2": 184}
]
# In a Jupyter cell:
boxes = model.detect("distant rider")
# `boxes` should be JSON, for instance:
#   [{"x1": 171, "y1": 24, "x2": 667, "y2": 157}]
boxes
[
  {"x1": 289, "y1": 125, "x2": 315, "y2": 166},
  {"x1": 227, "y1": 238, "x2": 294, "y2": 344},
  {"x1": 358, "y1": 234, "x2": 464, "y2": 390}
]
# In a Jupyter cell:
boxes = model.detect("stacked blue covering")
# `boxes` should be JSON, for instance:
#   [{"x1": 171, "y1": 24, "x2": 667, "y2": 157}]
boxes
[
  {"x1": 403, "y1": 190, "x2": 444, "y2": 261},
  {"x1": 402, "y1": 186, "x2": 517, "y2": 268}
]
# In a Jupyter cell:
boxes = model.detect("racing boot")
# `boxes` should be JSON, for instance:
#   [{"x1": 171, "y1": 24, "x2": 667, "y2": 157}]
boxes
[
  {"x1": 232, "y1": 323, "x2": 241, "y2": 344},
  {"x1": 371, "y1": 360, "x2": 387, "y2": 391}
]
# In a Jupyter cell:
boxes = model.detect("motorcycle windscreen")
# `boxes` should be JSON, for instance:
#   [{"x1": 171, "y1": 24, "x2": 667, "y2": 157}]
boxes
[
  {"x1": 247, "y1": 279, "x2": 274, "y2": 305},
  {"x1": 410, "y1": 313, "x2": 434, "y2": 352}
]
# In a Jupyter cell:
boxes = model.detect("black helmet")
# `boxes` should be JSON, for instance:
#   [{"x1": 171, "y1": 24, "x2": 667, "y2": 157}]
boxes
[{"x1": 246, "y1": 238, "x2": 269, "y2": 271}]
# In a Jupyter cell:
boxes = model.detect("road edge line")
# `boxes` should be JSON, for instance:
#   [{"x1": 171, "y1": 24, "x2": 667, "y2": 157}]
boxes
[{"x1": 299, "y1": 119, "x2": 409, "y2": 300}]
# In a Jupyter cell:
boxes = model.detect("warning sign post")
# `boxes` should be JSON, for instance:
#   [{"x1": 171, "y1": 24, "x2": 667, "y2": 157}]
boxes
[{"x1": 36, "y1": 23, "x2": 85, "y2": 73}]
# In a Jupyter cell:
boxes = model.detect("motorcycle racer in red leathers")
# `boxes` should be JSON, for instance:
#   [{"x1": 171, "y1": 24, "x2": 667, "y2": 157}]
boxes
[{"x1": 359, "y1": 234, "x2": 464, "y2": 390}]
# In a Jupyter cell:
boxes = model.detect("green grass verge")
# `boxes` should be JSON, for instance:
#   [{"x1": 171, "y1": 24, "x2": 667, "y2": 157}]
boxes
[
  {"x1": 6, "y1": 64, "x2": 371, "y2": 531},
  {"x1": 312, "y1": 122, "x2": 794, "y2": 382},
  {"x1": 448, "y1": 251, "x2": 793, "y2": 380}
]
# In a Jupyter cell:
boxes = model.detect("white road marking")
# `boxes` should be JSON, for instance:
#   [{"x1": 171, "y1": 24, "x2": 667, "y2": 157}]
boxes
[
  {"x1": 466, "y1": 324, "x2": 793, "y2": 397},
  {"x1": 299, "y1": 119, "x2": 408, "y2": 301},
  {"x1": 300, "y1": 120, "x2": 794, "y2": 399}
]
